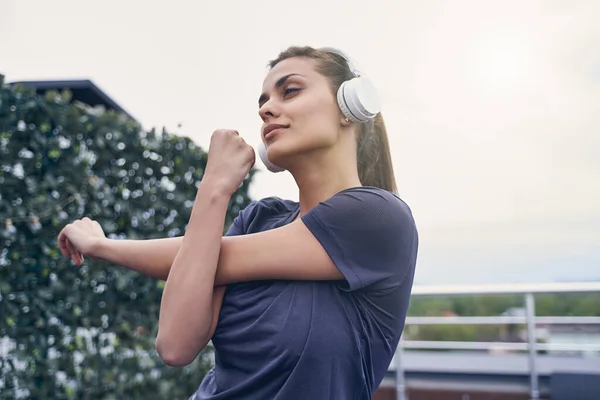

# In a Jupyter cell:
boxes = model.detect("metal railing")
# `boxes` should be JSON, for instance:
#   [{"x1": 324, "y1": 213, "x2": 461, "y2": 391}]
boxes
[{"x1": 394, "y1": 281, "x2": 600, "y2": 400}]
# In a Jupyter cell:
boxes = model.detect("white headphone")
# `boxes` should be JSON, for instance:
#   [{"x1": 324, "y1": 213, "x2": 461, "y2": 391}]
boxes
[{"x1": 258, "y1": 47, "x2": 382, "y2": 173}]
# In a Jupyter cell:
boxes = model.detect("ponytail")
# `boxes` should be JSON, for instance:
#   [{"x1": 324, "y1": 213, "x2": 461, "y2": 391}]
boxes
[{"x1": 357, "y1": 113, "x2": 397, "y2": 194}]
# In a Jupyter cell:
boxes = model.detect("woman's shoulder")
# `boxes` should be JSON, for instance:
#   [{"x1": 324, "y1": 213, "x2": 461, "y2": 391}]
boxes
[
  {"x1": 243, "y1": 196, "x2": 299, "y2": 217},
  {"x1": 234, "y1": 196, "x2": 299, "y2": 234},
  {"x1": 325, "y1": 186, "x2": 414, "y2": 219}
]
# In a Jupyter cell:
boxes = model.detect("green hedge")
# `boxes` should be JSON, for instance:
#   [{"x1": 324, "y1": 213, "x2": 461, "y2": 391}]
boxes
[{"x1": 0, "y1": 74, "x2": 254, "y2": 399}]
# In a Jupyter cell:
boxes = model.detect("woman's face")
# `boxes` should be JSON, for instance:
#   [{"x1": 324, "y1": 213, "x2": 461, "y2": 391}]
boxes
[{"x1": 258, "y1": 57, "x2": 343, "y2": 169}]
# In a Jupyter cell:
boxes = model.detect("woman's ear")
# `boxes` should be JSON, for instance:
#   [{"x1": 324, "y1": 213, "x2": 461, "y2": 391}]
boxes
[{"x1": 341, "y1": 116, "x2": 352, "y2": 127}]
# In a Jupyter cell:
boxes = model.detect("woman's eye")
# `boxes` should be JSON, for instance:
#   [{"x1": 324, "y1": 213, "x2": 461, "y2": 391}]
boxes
[{"x1": 284, "y1": 87, "x2": 300, "y2": 97}]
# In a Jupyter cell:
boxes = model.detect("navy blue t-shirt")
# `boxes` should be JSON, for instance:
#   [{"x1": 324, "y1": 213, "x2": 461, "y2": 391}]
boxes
[{"x1": 190, "y1": 187, "x2": 418, "y2": 400}]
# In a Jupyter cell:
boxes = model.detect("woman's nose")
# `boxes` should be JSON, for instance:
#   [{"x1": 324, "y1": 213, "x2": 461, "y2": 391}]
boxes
[{"x1": 259, "y1": 99, "x2": 280, "y2": 122}]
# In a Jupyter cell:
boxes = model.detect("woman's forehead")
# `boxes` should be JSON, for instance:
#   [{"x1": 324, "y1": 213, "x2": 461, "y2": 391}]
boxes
[{"x1": 262, "y1": 57, "x2": 317, "y2": 89}]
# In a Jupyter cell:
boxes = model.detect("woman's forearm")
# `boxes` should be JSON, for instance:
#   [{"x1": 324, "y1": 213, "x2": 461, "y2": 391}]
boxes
[
  {"x1": 155, "y1": 180, "x2": 230, "y2": 366},
  {"x1": 94, "y1": 236, "x2": 183, "y2": 280}
]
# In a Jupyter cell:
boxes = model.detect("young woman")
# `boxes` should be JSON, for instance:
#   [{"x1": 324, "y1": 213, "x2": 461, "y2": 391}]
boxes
[{"x1": 58, "y1": 46, "x2": 419, "y2": 399}]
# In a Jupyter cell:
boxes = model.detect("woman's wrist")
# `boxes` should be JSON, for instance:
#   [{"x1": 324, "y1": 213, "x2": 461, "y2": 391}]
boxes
[{"x1": 91, "y1": 236, "x2": 113, "y2": 261}]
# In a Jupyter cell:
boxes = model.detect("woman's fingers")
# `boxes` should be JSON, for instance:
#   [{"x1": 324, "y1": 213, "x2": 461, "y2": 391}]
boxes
[
  {"x1": 57, "y1": 226, "x2": 71, "y2": 258},
  {"x1": 66, "y1": 238, "x2": 82, "y2": 265},
  {"x1": 58, "y1": 218, "x2": 104, "y2": 265}
]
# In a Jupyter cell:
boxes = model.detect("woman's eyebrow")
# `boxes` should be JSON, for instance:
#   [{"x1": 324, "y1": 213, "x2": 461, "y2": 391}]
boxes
[{"x1": 258, "y1": 73, "x2": 305, "y2": 105}]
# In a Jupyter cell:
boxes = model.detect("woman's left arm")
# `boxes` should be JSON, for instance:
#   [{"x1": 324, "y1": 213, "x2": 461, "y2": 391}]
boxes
[
  {"x1": 215, "y1": 188, "x2": 417, "y2": 291},
  {"x1": 214, "y1": 219, "x2": 344, "y2": 285}
]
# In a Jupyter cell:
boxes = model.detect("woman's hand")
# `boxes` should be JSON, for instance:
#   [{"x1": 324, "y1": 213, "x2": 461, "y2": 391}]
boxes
[
  {"x1": 57, "y1": 217, "x2": 107, "y2": 265},
  {"x1": 202, "y1": 129, "x2": 256, "y2": 197}
]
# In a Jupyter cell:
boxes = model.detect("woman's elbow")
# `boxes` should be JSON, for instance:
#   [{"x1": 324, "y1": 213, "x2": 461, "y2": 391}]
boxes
[{"x1": 155, "y1": 335, "x2": 200, "y2": 367}]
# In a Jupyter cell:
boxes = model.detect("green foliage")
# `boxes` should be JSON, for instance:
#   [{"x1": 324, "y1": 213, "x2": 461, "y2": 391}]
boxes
[
  {"x1": 536, "y1": 293, "x2": 600, "y2": 317},
  {"x1": 0, "y1": 74, "x2": 255, "y2": 399},
  {"x1": 405, "y1": 293, "x2": 600, "y2": 343},
  {"x1": 407, "y1": 295, "x2": 523, "y2": 318}
]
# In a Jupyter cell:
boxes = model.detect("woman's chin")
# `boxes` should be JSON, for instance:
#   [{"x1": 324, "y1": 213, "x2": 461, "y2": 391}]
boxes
[{"x1": 266, "y1": 141, "x2": 290, "y2": 163}]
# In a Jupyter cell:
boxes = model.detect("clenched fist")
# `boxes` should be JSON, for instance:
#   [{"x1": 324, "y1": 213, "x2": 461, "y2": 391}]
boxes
[{"x1": 203, "y1": 129, "x2": 256, "y2": 196}]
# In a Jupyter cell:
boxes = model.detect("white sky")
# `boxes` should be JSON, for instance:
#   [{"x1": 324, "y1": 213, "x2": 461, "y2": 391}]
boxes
[{"x1": 2, "y1": 0, "x2": 599, "y2": 284}]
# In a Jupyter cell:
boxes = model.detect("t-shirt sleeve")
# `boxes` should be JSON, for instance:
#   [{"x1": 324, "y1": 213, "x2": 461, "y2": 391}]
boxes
[
  {"x1": 224, "y1": 216, "x2": 244, "y2": 237},
  {"x1": 301, "y1": 187, "x2": 418, "y2": 292},
  {"x1": 224, "y1": 201, "x2": 258, "y2": 237}
]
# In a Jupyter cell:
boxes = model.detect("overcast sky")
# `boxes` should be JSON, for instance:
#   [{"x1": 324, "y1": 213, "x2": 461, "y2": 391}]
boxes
[{"x1": 2, "y1": 0, "x2": 599, "y2": 285}]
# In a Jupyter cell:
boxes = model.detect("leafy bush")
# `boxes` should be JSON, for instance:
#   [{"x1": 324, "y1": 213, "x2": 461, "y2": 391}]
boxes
[{"x1": 0, "y1": 74, "x2": 254, "y2": 399}]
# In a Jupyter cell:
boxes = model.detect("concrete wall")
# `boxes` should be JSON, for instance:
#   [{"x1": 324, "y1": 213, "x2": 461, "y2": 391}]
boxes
[{"x1": 372, "y1": 387, "x2": 530, "y2": 400}]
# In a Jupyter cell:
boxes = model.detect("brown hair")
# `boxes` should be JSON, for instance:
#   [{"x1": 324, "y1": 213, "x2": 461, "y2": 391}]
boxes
[{"x1": 268, "y1": 46, "x2": 397, "y2": 194}]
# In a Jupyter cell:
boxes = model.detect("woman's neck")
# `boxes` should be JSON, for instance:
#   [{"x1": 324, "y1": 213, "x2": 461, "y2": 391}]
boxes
[
  {"x1": 290, "y1": 131, "x2": 362, "y2": 216},
  {"x1": 293, "y1": 165, "x2": 361, "y2": 217}
]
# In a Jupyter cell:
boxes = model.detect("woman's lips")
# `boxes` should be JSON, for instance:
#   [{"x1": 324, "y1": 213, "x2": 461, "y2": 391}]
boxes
[{"x1": 264, "y1": 127, "x2": 286, "y2": 142}]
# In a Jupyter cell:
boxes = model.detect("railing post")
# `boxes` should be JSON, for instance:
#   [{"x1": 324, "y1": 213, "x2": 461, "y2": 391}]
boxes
[
  {"x1": 395, "y1": 340, "x2": 407, "y2": 400},
  {"x1": 525, "y1": 293, "x2": 539, "y2": 400}
]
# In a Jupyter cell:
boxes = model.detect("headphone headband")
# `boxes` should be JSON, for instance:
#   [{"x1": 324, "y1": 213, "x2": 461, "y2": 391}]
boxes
[{"x1": 317, "y1": 47, "x2": 362, "y2": 78}]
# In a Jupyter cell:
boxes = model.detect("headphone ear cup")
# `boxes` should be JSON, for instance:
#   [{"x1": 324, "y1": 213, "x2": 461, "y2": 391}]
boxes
[
  {"x1": 337, "y1": 81, "x2": 355, "y2": 122},
  {"x1": 337, "y1": 77, "x2": 381, "y2": 123},
  {"x1": 257, "y1": 141, "x2": 285, "y2": 173}
]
